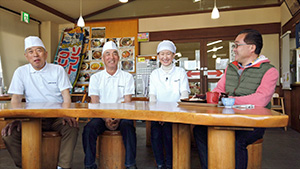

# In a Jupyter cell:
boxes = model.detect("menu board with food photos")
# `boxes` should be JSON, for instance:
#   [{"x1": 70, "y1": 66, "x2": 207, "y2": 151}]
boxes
[{"x1": 77, "y1": 26, "x2": 135, "y2": 85}]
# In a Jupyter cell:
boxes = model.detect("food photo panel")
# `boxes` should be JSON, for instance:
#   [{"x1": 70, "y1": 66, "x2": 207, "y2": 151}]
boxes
[
  {"x1": 91, "y1": 27, "x2": 105, "y2": 38},
  {"x1": 92, "y1": 49, "x2": 102, "y2": 60},
  {"x1": 80, "y1": 61, "x2": 90, "y2": 71},
  {"x1": 120, "y1": 60, "x2": 135, "y2": 72},
  {"x1": 90, "y1": 61, "x2": 104, "y2": 71},
  {"x1": 119, "y1": 37, "x2": 134, "y2": 48},
  {"x1": 119, "y1": 47, "x2": 135, "y2": 60},
  {"x1": 78, "y1": 72, "x2": 90, "y2": 84},
  {"x1": 91, "y1": 38, "x2": 105, "y2": 48},
  {"x1": 106, "y1": 38, "x2": 118, "y2": 46}
]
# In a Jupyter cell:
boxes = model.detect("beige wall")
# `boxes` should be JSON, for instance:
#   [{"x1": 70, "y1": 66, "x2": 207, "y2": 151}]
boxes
[
  {"x1": 40, "y1": 21, "x2": 59, "y2": 62},
  {"x1": 139, "y1": 7, "x2": 281, "y2": 32},
  {"x1": 0, "y1": 8, "x2": 39, "y2": 87},
  {"x1": 261, "y1": 34, "x2": 280, "y2": 70},
  {"x1": 140, "y1": 42, "x2": 159, "y2": 56}
]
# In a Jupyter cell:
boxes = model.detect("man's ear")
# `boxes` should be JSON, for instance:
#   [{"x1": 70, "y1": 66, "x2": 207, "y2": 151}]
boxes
[
  {"x1": 250, "y1": 44, "x2": 256, "y2": 54},
  {"x1": 24, "y1": 53, "x2": 29, "y2": 62}
]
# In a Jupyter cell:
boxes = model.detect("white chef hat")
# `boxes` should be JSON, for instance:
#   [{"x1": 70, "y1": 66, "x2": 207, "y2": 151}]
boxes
[
  {"x1": 102, "y1": 41, "x2": 118, "y2": 55},
  {"x1": 157, "y1": 40, "x2": 176, "y2": 54},
  {"x1": 24, "y1": 36, "x2": 46, "y2": 51}
]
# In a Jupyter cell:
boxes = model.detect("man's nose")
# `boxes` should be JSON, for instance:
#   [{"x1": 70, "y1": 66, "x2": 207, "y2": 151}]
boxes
[{"x1": 32, "y1": 50, "x2": 39, "y2": 56}]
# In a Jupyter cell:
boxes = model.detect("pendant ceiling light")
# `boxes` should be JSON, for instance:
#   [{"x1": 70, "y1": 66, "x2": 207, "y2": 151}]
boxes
[
  {"x1": 211, "y1": 0, "x2": 220, "y2": 19},
  {"x1": 119, "y1": 0, "x2": 128, "y2": 3},
  {"x1": 77, "y1": 0, "x2": 85, "y2": 27}
]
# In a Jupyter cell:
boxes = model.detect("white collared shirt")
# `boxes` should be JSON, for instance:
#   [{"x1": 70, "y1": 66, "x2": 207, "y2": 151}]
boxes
[
  {"x1": 88, "y1": 69, "x2": 135, "y2": 103},
  {"x1": 8, "y1": 63, "x2": 72, "y2": 103},
  {"x1": 149, "y1": 65, "x2": 190, "y2": 102}
]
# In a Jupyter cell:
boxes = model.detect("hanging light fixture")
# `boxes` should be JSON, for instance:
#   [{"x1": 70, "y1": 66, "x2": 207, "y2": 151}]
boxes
[
  {"x1": 119, "y1": 0, "x2": 128, "y2": 3},
  {"x1": 77, "y1": 0, "x2": 85, "y2": 27},
  {"x1": 211, "y1": 0, "x2": 220, "y2": 19},
  {"x1": 212, "y1": 53, "x2": 217, "y2": 58}
]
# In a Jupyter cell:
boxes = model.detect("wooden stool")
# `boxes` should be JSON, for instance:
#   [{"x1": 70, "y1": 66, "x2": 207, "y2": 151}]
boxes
[
  {"x1": 247, "y1": 139, "x2": 263, "y2": 169},
  {"x1": 0, "y1": 118, "x2": 11, "y2": 149},
  {"x1": 99, "y1": 130, "x2": 125, "y2": 169},
  {"x1": 42, "y1": 131, "x2": 61, "y2": 169},
  {"x1": 271, "y1": 93, "x2": 287, "y2": 131}
]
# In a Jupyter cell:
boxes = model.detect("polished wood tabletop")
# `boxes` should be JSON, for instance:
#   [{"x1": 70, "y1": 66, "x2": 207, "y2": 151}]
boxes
[
  {"x1": 0, "y1": 101, "x2": 288, "y2": 169},
  {"x1": 0, "y1": 101, "x2": 288, "y2": 128}
]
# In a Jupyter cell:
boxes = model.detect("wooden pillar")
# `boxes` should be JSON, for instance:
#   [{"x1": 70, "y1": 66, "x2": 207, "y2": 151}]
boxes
[
  {"x1": 22, "y1": 119, "x2": 42, "y2": 169},
  {"x1": 173, "y1": 123, "x2": 191, "y2": 169},
  {"x1": 207, "y1": 127, "x2": 235, "y2": 169}
]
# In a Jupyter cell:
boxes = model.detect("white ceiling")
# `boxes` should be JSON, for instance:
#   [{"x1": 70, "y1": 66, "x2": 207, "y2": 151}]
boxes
[{"x1": 0, "y1": 0, "x2": 281, "y2": 24}]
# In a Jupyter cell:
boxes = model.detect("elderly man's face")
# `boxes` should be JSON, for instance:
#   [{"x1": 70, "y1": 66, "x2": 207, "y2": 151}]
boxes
[
  {"x1": 102, "y1": 49, "x2": 119, "y2": 69},
  {"x1": 25, "y1": 46, "x2": 47, "y2": 70}
]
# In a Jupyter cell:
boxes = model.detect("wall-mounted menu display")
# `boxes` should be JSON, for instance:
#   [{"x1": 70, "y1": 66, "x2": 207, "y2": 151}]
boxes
[{"x1": 77, "y1": 27, "x2": 136, "y2": 85}]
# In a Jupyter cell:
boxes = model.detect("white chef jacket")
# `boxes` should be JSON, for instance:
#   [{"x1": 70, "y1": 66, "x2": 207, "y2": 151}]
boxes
[
  {"x1": 88, "y1": 69, "x2": 135, "y2": 103},
  {"x1": 8, "y1": 63, "x2": 72, "y2": 103},
  {"x1": 149, "y1": 65, "x2": 190, "y2": 102}
]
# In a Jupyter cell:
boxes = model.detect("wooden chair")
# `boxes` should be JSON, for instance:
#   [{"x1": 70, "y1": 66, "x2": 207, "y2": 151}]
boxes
[
  {"x1": 271, "y1": 93, "x2": 287, "y2": 131},
  {"x1": 70, "y1": 92, "x2": 88, "y2": 103},
  {"x1": 247, "y1": 139, "x2": 263, "y2": 169},
  {"x1": 73, "y1": 92, "x2": 90, "y2": 123}
]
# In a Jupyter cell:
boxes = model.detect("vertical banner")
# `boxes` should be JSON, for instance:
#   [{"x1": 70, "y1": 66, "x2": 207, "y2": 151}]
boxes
[{"x1": 54, "y1": 27, "x2": 84, "y2": 87}]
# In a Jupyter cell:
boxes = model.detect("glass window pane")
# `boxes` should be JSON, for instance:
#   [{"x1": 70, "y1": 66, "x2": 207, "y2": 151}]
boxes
[
  {"x1": 207, "y1": 40, "x2": 233, "y2": 71},
  {"x1": 175, "y1": 42, "x2": 200, "y2": 70}
]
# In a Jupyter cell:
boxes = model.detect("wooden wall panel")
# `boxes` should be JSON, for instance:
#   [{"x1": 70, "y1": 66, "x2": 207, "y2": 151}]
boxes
[
  {"x1": 290, "y1": 85, "x2": 300, "y2": 132},
  {"x1": 283, "y1": 90, "x2": 292, "y2": 128}
]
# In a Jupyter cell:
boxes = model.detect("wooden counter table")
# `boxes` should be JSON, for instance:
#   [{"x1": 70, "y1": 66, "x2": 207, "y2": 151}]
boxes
[{"x1": 0, "y1": 102, "x2": 288, "y2": 169}]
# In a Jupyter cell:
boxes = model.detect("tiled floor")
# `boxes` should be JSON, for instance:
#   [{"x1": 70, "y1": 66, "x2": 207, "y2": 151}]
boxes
[{"x1": 1, "y1": 122, "x2": 300, "y2": 169}]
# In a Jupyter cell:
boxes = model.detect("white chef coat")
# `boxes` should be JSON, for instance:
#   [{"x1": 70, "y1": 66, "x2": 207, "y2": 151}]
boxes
[
  {"x1": 88, "y1": 69, "x2": 135, "y2": 103},
  {"x1": 149, "y1": 65, "x2": 190, "y2": 102},
  {"x1": 8, "y1": 63, "x2": 72, "y2": 103}
]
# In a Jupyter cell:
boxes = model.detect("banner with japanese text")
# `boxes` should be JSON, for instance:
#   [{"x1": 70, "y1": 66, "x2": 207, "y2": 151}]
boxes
[{"x1": 54, "y1": 27, "x2": 84, "y2": 87}]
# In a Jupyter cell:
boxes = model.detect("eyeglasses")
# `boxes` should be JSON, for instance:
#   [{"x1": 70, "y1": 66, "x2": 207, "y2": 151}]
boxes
[{"x1": 232, "y1": 43, "x2": 254, "y2": 49}]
